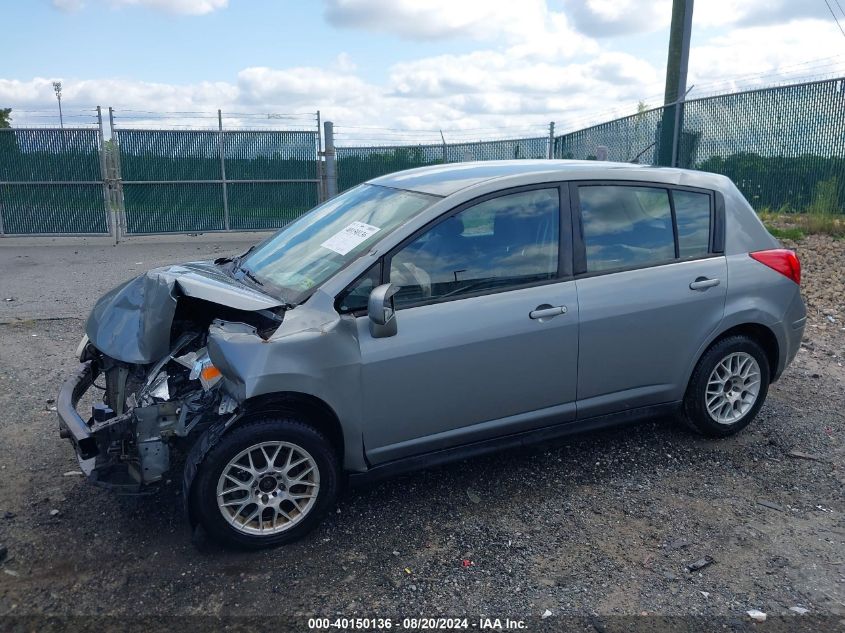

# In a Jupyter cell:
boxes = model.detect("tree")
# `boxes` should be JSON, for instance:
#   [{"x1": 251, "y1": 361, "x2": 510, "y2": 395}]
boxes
[{"x1": 0, "y1": 108, "x2": 11, "y2": 128}]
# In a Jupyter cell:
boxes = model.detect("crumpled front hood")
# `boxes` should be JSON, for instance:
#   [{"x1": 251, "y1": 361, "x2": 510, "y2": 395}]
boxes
[{"x1": 85, "y1": 261, "x2": 283, "y2": 364}]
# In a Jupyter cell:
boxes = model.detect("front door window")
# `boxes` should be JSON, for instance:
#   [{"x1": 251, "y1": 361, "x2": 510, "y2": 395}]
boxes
[{"x1": 389, "y1": 188, "x2": 560, "y2": 307}]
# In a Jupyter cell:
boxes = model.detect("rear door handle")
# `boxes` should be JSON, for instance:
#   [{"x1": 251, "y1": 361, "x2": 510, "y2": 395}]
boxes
[
  {"x1": 689, "y1": 277, "x2": 720, "y2": 291},
  {"x1": 530, "y1": 305, "x2": 567, "y2": 320}
]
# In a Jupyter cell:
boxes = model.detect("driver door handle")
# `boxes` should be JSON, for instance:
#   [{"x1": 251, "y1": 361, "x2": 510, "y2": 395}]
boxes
[
  {"x1": 530, "y1": 305, "x2": 567, "y2": 320},
  {"x1": 689, "y1": 277, "x2": 720, "y2": 291}
]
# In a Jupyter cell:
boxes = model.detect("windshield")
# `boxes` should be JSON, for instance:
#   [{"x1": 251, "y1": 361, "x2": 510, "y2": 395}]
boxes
[{"x1": 240, "y1": 184, "x2": 439, "y2": 304}]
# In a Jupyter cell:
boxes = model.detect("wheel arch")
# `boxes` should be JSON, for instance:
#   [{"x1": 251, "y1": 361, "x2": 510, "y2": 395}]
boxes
[
  {"x1": 712, "y1": 323, "x2": 779, "y2": 376},
  {"x1": 182, "y1": 390, "x2": 352, "y2": 528},
  {"x1": 687, "y1": 321, "x2": 781, "y2": 393},
  {"x1": 236, "y1": 391, "x2": 346, "y2": 461}
]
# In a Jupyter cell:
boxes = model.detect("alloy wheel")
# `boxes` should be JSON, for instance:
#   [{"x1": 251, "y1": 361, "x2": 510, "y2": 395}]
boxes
[
  {"x1": 705, "y1": 351, "x2": 761, "y2": 425},
  {"x1": 216, "y1": 441, "x2": 320, "y2": 535}
]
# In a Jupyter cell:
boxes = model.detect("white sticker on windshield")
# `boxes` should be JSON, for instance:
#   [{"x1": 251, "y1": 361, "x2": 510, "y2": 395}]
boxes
[{"x1": 320, "y1": 221, "x2": 381, "y2": 256}]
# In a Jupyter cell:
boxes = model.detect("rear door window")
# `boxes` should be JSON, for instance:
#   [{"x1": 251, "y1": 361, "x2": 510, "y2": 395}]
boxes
[{"x1": 578, "y1": 185, "x2": 675, "y2": 273}]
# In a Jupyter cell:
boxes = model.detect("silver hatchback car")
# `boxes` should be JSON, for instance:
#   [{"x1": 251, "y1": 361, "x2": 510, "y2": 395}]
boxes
[{"x1": 58, "y1": 161, "x2": 806, "y2": 549}]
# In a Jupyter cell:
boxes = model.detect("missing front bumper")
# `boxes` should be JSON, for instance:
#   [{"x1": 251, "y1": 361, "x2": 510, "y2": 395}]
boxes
[
  {"x1": 57, "y1": 362, "x2": 147, "y2": 491},
  {"x1": 56, "y1": 362, "x2": 100, "y2": 474}
]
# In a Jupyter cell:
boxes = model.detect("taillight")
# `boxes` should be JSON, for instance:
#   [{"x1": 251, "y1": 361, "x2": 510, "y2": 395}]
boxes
[{"x1": 749, "y1": 249, "x2": 801, "y2": 285}]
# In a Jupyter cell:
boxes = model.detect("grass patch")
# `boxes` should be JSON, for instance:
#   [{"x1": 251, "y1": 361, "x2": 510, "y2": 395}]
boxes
[
  {"x1": 800, "y1": 212, "x2": 845, "y2": 237},
  {"x1": 758, "y1": 209, "x2": 845, "y2": 240},
  {"x1": 765, "y1": 225, "x2": 805, "y2": 240}
]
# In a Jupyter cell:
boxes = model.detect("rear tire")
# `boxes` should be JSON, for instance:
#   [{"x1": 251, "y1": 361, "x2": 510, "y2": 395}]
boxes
[
  {"x1": 191, "y1": 416, "x2": 339, "y2": 550},
  {"x1": 682, "y1": 335, "x2": 770, "y2": 438}
]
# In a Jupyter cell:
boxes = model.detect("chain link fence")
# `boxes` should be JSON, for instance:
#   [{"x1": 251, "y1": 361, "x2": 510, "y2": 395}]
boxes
[
  {"x1": 115, "y1": 126, "x2": 320, "y2": 235},
  {"x1": 336, "y1": 137, "x2": 550, "y2": 192},
  {"x1": 335, "y1": 77, "x2": 845, "y2": 216},
  {"x1": 2, "y1": 77, "x2": 843, "y2": 238},
  {"x1": 678, "y1": 78, "x2": 845, "y2": 212},
  {"x1": 0, "y1": 127, "x2": 109, "y2": 235}
]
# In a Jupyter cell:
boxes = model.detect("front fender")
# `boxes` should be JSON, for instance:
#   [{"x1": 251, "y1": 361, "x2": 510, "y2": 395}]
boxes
[{"x1": 206, "y1": 311, "x2": 366, "y2": 472}]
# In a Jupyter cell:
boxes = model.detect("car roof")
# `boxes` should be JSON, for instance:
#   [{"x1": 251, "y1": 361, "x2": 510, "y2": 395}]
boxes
[{"x1": 368, "y1": 159, "x2": 730, "y2": 197}]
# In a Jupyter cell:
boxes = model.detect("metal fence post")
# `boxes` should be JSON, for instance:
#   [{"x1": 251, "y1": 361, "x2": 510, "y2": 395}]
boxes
[
  {"x1": 218, "y1": 110, "x2": 230, "y2": 231},
  {"x1": 323, "y1": 121, "x2": 338, "y2": 199},
  {"x1": 316, "y1": 110, "x2": 325, "y2": 202},
  {"x1": 0, "y1": 130, "x2": 6, "y2": 236},
  {"x1": 108, "y1": 107, "x2": 126, "y2": 242},
  {"x1": 96, "y1": 106, "x2": 118, "y2": 244},
  {"x1": 671, "y1": 98, "x2": 684, "y2": 167},
  {"x1": 0, "y1": 168, "x2": 5, "y2": 235},
  {"x1": 548, "y1": 121, "x2": 555, "y2": 159}
]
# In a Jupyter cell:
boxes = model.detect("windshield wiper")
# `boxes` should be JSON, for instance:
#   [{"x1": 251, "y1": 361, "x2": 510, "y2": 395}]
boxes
[
  {"x1": 240, "y1": 267, "x2": 264, "y2": 287},
  {"x1": 231, "y1": 245, "x2": 257, "y2": 274}
]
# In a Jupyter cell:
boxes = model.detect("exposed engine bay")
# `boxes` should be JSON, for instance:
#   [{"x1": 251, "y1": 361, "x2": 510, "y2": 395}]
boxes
[{"x1": 60, "y1": 260, "x2": 287, "y2": 490}]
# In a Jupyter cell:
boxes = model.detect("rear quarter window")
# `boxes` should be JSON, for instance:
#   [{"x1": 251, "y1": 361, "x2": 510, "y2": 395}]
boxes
[{"x1": 673, "y1": 190, "x2": 712, "y2": 258}]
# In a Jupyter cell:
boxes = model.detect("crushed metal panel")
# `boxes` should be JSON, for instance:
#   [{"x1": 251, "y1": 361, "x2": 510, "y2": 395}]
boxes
[{"x1": 85, "y1": 261, "x2": 283, "y2": 364}]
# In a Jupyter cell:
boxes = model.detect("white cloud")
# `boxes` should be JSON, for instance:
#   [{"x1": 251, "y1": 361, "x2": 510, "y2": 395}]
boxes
[
  {"x1": 562, "y1": 0, "x2": 830, "y2": 37},
  {"x1": 563, "y1": 0, "x2": 672, "y2": 37},
  {"x1": 237, "y1": 66, "x2": 374, "y2": 105},
  {"x1": 333, "y1": 52, "x2": 357, "y2": 72},
  {"x1": 51, "y1": 0, "x2": 228, "y2": 15},
  {"x1": 688, "y1": 19, "x2": 845, "y2": 94},
  {"x1": 52, "y1": 0, "x2": 86, "y2": 11},
  {"x1": 324, "y1": 0, "x2": 532, "y2": 40},
  {"x1": 323, "y1": 0, "x2": 595, "y2": 59},
  {"x1": 694, "y1": 0, "x2": 828, "y2": 28},
  {"x1": 14, "y1": 1, "x2": 845, "y2": 140}
]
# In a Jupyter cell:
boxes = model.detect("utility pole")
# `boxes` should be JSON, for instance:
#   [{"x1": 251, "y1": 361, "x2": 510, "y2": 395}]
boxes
[
  {"x1": 52, "y1": 81, "x2": 64, "y2": 129},
  {"x1": 657, "y1": 0, "x2": 693, "y2": 166}
]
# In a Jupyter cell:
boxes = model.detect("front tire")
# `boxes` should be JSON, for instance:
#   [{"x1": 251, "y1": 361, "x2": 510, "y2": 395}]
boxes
[
  {"x1": 191, "y1": 417, "x2": 339, "y2": 550},
  {"x1": 682, "y1": 335, "x2": 770, "y2": 437}
]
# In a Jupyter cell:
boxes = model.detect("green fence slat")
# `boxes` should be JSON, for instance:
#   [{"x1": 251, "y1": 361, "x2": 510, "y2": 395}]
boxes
[
  {"x1": 122, "y1": 183, "x2": 224, "y2": 233},
  {"x1": 3, "y1": 78, "x2": 842, "y2": 238},
  {"x1": 548, "y1": 77, "x2": 845, "y2": 213},
  {"x1": 336, "y1": 144, "x2": 443, "y2": 192},
  {"x1": 0, "y1": 183, "x2": 107, "y2": 234},
  {"x1": 0, "y1": 128, "x2": 102, "y2": 182},
  {"x1": 0, "y1": 128, "x2": 107, "y2": 234},
  {"x1": 554, "y1": 108, "x2": 664, "y2": 163},
  {"x1": 336, "y1": 137, "x2": 551, "y2": 192},
  {"x1": 116, "y1": 128, "x2": 319, "y2": 234},
  {"x1": 116, "y1": 130, "x2": 221, "y2": 181},
  {"x1": 223, "y1": 130, "x2": 318, "y2": 180},
  {"x1": 446, "y1": 137, "x2": 548, "y2": 162},
  {"x1": 680, "y1": 79, "x2": 845, "y2": 212},
  {"x1": 227, "y1": 182, "x2": 318, "y2": 231}
]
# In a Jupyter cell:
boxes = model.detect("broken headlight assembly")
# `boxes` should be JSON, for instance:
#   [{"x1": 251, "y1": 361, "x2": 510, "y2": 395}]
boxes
[{"x1": 61, "y1": 332, "x2": 238, "y2": 490}]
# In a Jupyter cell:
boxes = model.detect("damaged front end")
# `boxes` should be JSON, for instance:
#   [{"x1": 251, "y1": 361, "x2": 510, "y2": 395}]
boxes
[{"x1": 57, "y1": 261, "x2": 285, "y2": 491}]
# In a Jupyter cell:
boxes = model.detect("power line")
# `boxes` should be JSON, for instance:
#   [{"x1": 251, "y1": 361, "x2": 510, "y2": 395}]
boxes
[{"x1": 822, "y1": 0, "x2": 845, "y2": 39}]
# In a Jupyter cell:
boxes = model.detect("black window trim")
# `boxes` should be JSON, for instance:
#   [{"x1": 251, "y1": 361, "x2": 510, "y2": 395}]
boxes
[
  {"x1": 569, "y1": 179, "x2": 722, "y2": 279},
  {"x1": 334, "y1": 260, "x2": 383, "y2": 317},
  {"x1": 336, "y1": 181, "x2": 575, "y2": 315}
]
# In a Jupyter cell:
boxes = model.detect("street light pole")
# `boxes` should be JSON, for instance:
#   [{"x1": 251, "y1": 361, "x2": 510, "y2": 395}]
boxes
[{"x1": 52, "y1": 81, "x2": 64, "y2": 129}]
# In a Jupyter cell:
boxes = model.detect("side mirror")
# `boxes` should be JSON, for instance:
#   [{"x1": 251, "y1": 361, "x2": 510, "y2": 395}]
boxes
[{"x1": 368, "y1": 283, "x2": 399, "y2": 338}]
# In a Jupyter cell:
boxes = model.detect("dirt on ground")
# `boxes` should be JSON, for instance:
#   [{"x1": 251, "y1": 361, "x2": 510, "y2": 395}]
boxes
[{"x1": 0, "y1": 235, "x2": 842, "y2": 628}]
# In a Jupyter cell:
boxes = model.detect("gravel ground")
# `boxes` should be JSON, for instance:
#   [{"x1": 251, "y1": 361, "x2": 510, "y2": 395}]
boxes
[{"x1": 0, "y1": 234, "x2": 842, "y2": 627}]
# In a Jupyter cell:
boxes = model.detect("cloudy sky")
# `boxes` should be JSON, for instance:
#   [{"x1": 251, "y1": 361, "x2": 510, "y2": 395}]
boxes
[{"x1": 2, "y1": 0, "x2": 845, "y2": 142}]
